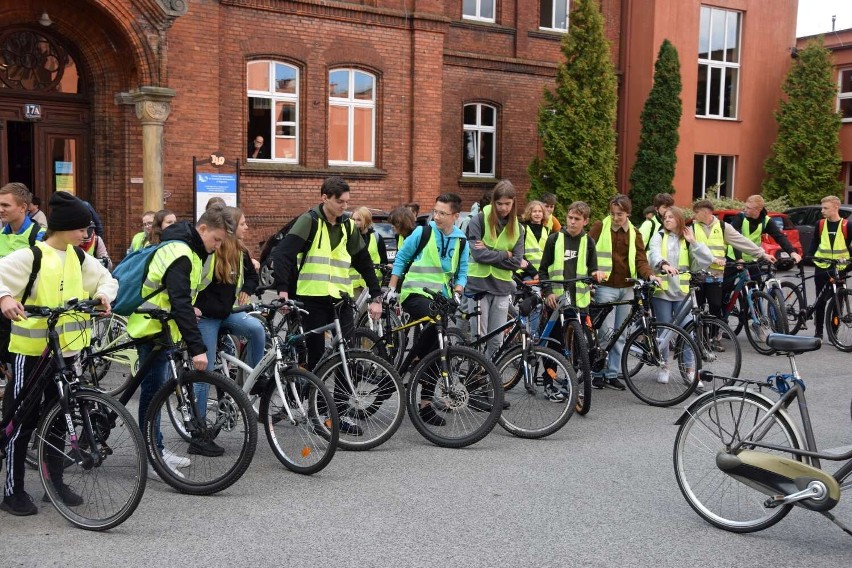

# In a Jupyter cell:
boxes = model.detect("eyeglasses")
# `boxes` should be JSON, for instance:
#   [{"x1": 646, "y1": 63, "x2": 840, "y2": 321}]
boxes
[
  {"x1": 142, "y1": 222, "x2": 153, "y2": 228},
  {"x1": 432, "y1": 210, "x2": 454, "y2": 218}
]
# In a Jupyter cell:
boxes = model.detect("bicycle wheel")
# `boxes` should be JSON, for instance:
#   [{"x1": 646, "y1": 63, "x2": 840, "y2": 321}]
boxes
[
  {"x1": 779, "y1": 281, "x2": 805, "y2": 335},
  {"x1": 683, "y1": 317, "x2": 741, "y2": 379},
  {"x1": 564, "y1": 319, "x2": 592, "y2": 416},
  {"x1": 146, "y1": 370, "x2": 257, "y2": 495},
  {"x1": 356, "y1": 308, "x2": 407, "y2": 367},
  {"x1": 621, "y1": 322, "x2": 700, "y2": 407},
  {"x1": 407, "y1": 345, "x2": 503, "y2": 448},
  {"x1": 313, "y1": 350, "x2": 404, "y2": 451},
  {"x1": 37, "y1": 389, "x2": 146, "y2": 531},
  {"x1": 496, "y1": 345, "x2": 576, "y2": 438},
  {"x1": 350, "y1": 327, "x2": 390, "y2": 363},
  {"x1": 744, "y1": 290, "x2": 783, "y2": 355},
  {"x1": 673, "y1": 392, "x2": 800, "y2": 532},
  {"x1": 769, "y1": 286, "x2": 790, "y2": 335},
  {"x1": 259, "y1": 366, "x2": 339, "y2": 474},
  {"x1": 826, "y1": 288, "x2": 852, "y2": 352},
  {"x1": 85, "y1": 314, "x2": 138, "y2": 396}
]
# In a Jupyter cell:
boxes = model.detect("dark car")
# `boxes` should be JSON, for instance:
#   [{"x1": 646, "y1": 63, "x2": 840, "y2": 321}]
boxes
[
  {"x1": 714, "y1": 209, "x2": 803, "y2": 270},
  {"x1": 785, "y1": 205, "x2": 852, "y2": 257}
]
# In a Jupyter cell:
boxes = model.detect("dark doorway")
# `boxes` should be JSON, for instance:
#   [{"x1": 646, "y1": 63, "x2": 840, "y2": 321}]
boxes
[{"x1": 5, "y1": 121, "x2": 34, "y2": 190}]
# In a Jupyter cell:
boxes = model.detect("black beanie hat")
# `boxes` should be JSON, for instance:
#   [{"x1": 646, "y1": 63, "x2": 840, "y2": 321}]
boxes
[{"x1": 48, "y1": 191, "x2": 92, "y2": 231}]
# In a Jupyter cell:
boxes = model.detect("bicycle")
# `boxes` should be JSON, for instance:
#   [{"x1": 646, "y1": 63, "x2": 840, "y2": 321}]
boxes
[
  {"x1": 723, "y1": 260, "x2": 788, "y2": 355},
  {"x1": 458, "y1": 283, "x2": 578, "y2": 438},
  {"x1": 673, "y1": 333, "x2": 852, "y2": 536},
  {"x1": 213, "y1": 299, "x2": 340, "y2": 474},
  {"x1": 591, "y1": 278, "x2": 702, "y2": 407},
  {"x1": 82, "y1": 308, "x2": 258, "y2": 495},
  {"x1": 781, "y1": 258, "x2": 852, "y2": 351},
  {"x1": 0, "y1": 299, "x2": 146, "y2": 530},
  {"x1": 84, "y1": 311, "x2": 138, "y2": 396}
]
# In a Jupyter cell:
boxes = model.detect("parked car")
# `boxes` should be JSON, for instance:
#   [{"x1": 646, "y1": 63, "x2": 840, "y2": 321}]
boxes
[
  {"x1": 714, "y1": 209, "x2": 803, "y2": 270},
  {"x1": 785, "y1": 204, "x2": 852, "y2": 258}
]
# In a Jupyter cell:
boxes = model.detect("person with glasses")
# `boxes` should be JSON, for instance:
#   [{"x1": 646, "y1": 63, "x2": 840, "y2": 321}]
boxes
[
  {"x1": 387, "y1": 193, "x2": 468, "y2": 426},
  {"x1": 129, "y1": 211, "x2": 156, "y2": 253}
]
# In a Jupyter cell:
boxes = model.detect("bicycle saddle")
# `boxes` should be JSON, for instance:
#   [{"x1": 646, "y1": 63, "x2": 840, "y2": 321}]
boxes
[{"x1": 765, "y1": 333, "x2": 821, "y2": 354}]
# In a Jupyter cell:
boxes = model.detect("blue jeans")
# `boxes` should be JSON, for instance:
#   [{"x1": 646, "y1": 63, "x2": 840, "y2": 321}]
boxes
[
  {"x1": 137, "y1": 341, "x2": 168, "y2": 449},
  {"x1": 195, "y1": 313, "x2": 266, "y2": 415},
  {"x1": 651, "y1": 297, "x2": 695, "y2": 367},
  {"x1": 594, "y1": 286, "x2": 633, "y2": 378}
]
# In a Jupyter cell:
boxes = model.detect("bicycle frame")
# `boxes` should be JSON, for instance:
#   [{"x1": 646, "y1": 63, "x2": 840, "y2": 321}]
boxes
[{"x1": 725, "y1": 265, "x2": 767, "y2": 325}]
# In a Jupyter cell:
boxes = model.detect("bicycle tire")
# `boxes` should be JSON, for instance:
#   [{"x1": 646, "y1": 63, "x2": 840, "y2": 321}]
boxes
[
  {"x1": 356, "y1": 308, "x2": 407, "y2": 367},
  {"x1": 779, "y1": 281, "x2": 805, "y2": 335},
  {"x1": 145, "y1": 370, "x2": 257, "y2": 495},
  {"x1": 673, "y1": 391, "x2": 800, "y2": 532},
  {"x1": 825, "y1": 288, "x2": 852, "y2": 352},
  {"x1": 496, "y1": 345, "x2": 576, "y2": 438},
  {"x1": 769, "y1": 285, "x2": 790, "y2": 335},
  {"x1": 564, "y1": 319, "x2": 592, "y2": 415},
  {"x1": 259, "y1": 366, "x2": 339, "y2": 474},
  {"x1": 683, "y1": 316, "x2": 742, "y2": 378},
  {"x1": 727, "y1": 302, "x2": 744, "y2": 336},
  {"x1": 744, "y1": 290, "x2": 782, "y2": 355},
  {"x1": 37, "y1": 389, "x2": 146, "y2": 531},
  {"x1": 621, "y1": 322, "x2": 700, "y2": 407},
  {"x1": 85, "y1": 314, "x2": 138, "y2": 396},
  {"x1": 313, "y1": 350, "x2": 405, "y2": 451},
  {"x1": 407, "y1": 345, "x2": 503, "y2": 448},
  {"x1": 350, "y1": 326, "x2": 390, "y2": 362}
]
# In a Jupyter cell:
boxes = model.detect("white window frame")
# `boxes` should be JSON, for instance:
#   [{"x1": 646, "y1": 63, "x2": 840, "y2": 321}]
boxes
[
  {"x1": 463, "y1": 0, "x2": 496, "y2": 23},
  {"x1": 696, "y1": 6, "x2": 742, "y2": 119},
  {"x1": 463, "y1": 103, "x2": 497, "y2": 178},
  {"x1": 328, "y1": 69, "x2": 376, "y2": 167},
  {"x1": 539, "y1": 0, "x2": 569, "y2": 32},
  {"x1": 838, "y1": 68, "x2": 852, "y2": 123},
  {"x1": 694, "y1": 154, "x2": 736, "y2": 199},
  {"x1": 246, "y1": 61, "x2": 299, "y2": 163}
]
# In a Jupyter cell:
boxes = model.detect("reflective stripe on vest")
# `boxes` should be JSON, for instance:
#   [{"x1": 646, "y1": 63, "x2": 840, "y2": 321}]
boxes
[
  {"x1": 10, "y1": 243, "x2": 90, "y2": 356},
  {"x1": 350, "y1": 232, "x2": 382, "y2": 288},
  {"x1": 0, "y1": 223, "x2": 40, "y2": 258},
  {"x1": 728, "y1": 217, "x2": 767, "y2": 262},
  {"x1": 297, "y1": 220, "x2": 354, "y2": 298},
  {"x1": 400, "y1": 229, "x2": 462, "y2": 304},
  {"x1": 549, "y1": 232, "x2": 590, "y2": 308},
  {"x1": 520, "y1": 224, "x2": 549, "y2": 272},
  {"x1": 694, "y1": 220, "x2": 726, "y2": 271},
  {"x1": 467, "y1": 204, "x2": 520, "y2": 282},
  {"x1": 596, "y1": 216, "x2": 636, "y2": 280},
  {"x1": 814, "y1": 219, "x2": 848, "y2": 268},
  {"x1": 127, "y1": 241, "x2": 203, "y2": 341},
  {"x1": 657, "y1": 233, "x2": 690, "y2": 294}
]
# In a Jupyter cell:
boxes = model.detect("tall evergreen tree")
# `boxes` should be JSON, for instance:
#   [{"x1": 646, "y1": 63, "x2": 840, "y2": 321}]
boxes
[
  {"x1": 528, "y1": 0, "x2": 618, "y2": 221},
  {"x1": 628, "y1": 39, "x2": 682, "y2": 219},
  {"x1": 762, "y1": 39, "x2": 842, "y2": 205}
]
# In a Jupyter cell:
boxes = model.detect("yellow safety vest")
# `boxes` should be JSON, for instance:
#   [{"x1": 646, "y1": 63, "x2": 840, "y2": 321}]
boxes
[
  {"x1": 596, "y1": 216, "x2": 636, "y2": 280},
  {"x1": 350, "y1": 232, "x2": 381, "y2": 288},
  {"x1": 521, "y1": 224, "x2": 549, "y2": 273},
  {"x1": 468, "y1": 205, "x2": 520, "y2": 282},
  {"x1": 127, "y1": 241, "x2": 203, "y2": 341},
  {"x1": 728, "y1": 217, "x2": 767, "y2": 262},
  {"x1": 548, "y1": 232, "x2": 590, "y2": 308},
  {"x1": 814, "y1": 219, "x2": 849, "y2": 269},
  {"x1": 400, "y1": 228, "x2": 462, "y2": 304},
  {"x1": 297, "y1": 220, "x2": 355, "y2": 298},
  {"x1": 10, "y1": 243, "x2": 90, "y2": 356},
  {"x1": 657, "y1": 233, "x2": 690, "y2": 295},
  {"x1": 129, "y1": 232, "x2": 149, "y2": 252},
  {"x1": 694, "y1": 220, "x2": 726, "y2": 271},
  {"x1": 0, "y1": 222, "x2": 41, "y2": 258},
  {"x1": 198, "y1": 252, "x2": 245, "y2": 307}
]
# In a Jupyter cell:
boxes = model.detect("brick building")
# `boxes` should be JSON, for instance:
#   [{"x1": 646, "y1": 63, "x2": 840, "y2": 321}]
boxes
[{"x1": 0, "y1": 0, "x2": 798, "y2": 258}]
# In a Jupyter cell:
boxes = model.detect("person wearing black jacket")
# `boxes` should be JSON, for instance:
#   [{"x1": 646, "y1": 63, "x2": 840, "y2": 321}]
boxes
[{"x1": 808, "y1": 196, "x2": 852, "y2": 339}]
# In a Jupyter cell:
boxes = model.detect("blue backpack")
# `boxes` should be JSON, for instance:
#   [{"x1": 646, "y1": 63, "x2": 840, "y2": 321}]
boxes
[{"x1": 111, "y1": 241, "x2": 176, "y2": 316}]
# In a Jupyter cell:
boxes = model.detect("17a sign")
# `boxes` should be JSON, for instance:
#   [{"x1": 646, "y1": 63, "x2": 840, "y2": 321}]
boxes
[{"x1": 23, "y1": 104, "x2": 42, "y2": 120}]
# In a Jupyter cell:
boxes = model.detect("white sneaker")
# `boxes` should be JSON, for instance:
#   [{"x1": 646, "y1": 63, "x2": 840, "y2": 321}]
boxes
[
  {"x1": 148, "y1": 464, "x2": 185, "y2": 481},
  {"x1": 162, "y1": 448, "x2": 191, "y2": 469},
  {"x1": 657, "y1": 366, "x2": 670, "y2": 384}
]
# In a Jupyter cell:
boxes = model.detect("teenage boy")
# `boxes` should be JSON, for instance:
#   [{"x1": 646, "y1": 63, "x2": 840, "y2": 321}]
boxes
[
  {"x1": 809, "y1": 196, "x2": 852, "y2": 340},
  {"x1": 638, "y1": 193, "x2": 674, "y2": 251},
  {"x1": 539, "y1": 201, "x2": 605, "y2": 401},
  {"x1": 0, "y1": 191, "x2": 117, "y2": 516}
]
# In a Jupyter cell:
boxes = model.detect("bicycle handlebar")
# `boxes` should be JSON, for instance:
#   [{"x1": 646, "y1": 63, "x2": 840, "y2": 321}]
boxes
[{"x1": 23, "y1": 298, "x2": 104, "y2": 317}]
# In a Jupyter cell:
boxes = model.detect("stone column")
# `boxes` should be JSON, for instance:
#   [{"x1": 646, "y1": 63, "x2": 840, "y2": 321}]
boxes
[{"x1": 130, "y1": 86, "x2": 175, "y2": 212}]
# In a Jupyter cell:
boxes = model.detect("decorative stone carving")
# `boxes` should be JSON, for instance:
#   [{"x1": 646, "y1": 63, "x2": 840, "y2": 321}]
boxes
[
  {"x1": 155, "y1": 0, "x2": 189, "y2": 17},
  {"x1": 135, "y1": 100, "x2": 170, "y2": 124}
]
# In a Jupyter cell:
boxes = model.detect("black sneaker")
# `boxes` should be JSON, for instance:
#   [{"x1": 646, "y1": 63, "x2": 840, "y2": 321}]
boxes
[
  {"x1": 418, "y1": 405, "x2": 446, "y2": 427},
  {"x1": 603, "y1": 377, "x2": 626, "y2": 391},
  {"x1": 43, "y1": 484, "x2": 84, "y2": 507},
  {"x1": 339, "y1": 418, "x2": 364, "y2": 436},
  {"x1": 188, "y1": 438, "x2": 225, "y2": 457},
  {"x1": 1, "y1": 491, "x2": 38, "y2": 516},
  {"x1": 591, "y1": 376, "x2": 605, "y2": 389}
]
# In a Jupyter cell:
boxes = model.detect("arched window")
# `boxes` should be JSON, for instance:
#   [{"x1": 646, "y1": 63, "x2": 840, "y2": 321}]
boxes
[
  {"x1": 246, "y1": 61, "x2": 299, "y2": 162},
  {"x1": 462, "y1": 103, "x2": 496, "y2": 177},
  {"x1": 0, "y1": 29, "x2": 81, "y2": 94},
  {"x1": 328, "y1": 69, "x2": 375, "y2": 166}
]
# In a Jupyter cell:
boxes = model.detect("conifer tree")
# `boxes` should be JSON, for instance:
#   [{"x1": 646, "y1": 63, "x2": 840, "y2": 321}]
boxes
[
  {"x1": 762, "y1": 39, "x2": 842, "y2": 205},
  {"x1": 628, "y1": 39, "x2": 682, "y2": 219},
  {"x1": 528, "y1": 0, "x2": 618, "y2": 220}
]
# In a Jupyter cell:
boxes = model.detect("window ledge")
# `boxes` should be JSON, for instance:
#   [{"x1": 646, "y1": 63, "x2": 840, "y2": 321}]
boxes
[
  {"x1": 458, "y1": 176, "x2": 499, "y2": 186},
  {"x1": 694, "y1": 115, "x2": 742, "y2": 123},
  {"x1": 451, "y1": 20, "x2": 516, "y2": 35},
  {"x1": 528, "y1": 29, "x2": 566, "y2": 41},
  {"x1": 242, "y1": 162, "x2": 387, "y2": 179}
]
